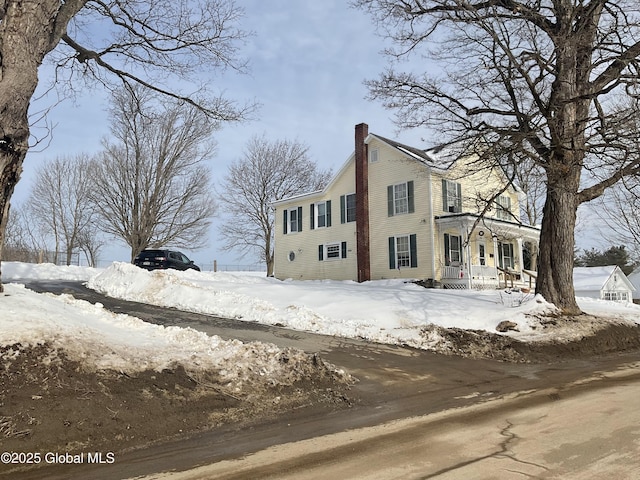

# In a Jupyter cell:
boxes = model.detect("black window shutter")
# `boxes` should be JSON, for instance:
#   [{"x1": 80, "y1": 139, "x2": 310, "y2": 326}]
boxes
[
  {"x1": 297, "y1": 206, "x2": 303, "y2": 232},
  {"x1": 442, "y1": 179, "x2": 448, "y2": 212},
  {"x1": 326, "y1": 200, "x2": 332, "y2": 227},
  {"x1": 388, "y1": 237, "x2": 396, "y2": 269},
  {"x1": 283, "y1": 210, "x2": 288, "y2": 235},
  {"x1": 387, "y1": 185, "x2": 394, "y2": 217},
  {"x1": 318, "y1": 244, "x2": 324, "y2": 261},
  {"x1": 310, "y1": 204, "x2": 315, "y2": 230},
  {"x1": 341, "y1": 241, "x2": 347, "y2": 258},
  {"x1": 340, "y1": 195, "x2": 346, "y2": 224},
  {"x1": 410, "y1": 234, "x2": 417, "y2": 268},
  {"x1": 444, "y1": 233, "x2": 450, "y2": 266},
  {"x1": 408, "y1": 181, "x2": 415, "y2": 213}
]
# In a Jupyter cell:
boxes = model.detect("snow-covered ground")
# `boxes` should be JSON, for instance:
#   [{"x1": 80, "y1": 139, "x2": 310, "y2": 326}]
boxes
[{"x1": 2, "y1": 261, "x2": 639, "y2": 377}]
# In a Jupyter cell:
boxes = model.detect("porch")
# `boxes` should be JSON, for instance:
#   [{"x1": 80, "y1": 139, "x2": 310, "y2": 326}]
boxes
[
  {"x1": 440, "y1": 265, "x2": 537, "y2": 290},
  {"x1": 436, "y1": 214, "x2": 540, "y2": 291}
]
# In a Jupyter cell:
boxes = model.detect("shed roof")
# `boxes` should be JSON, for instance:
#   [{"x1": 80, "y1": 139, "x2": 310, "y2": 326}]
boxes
[{"x1": 573, "y1": 265, "x2": 634, "y2": 291}]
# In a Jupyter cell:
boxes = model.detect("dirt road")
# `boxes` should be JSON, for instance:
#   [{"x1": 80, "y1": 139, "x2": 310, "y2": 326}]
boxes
[
  {"x1": 148, "y1": 362, "x2": 640, "y2": 479},
  {"x1": 12, "y1": 281, "x2": 640, "y2": 479}
]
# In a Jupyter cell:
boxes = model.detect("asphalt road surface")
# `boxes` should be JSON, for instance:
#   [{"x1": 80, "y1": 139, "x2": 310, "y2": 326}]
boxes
[{"x1": 16, "y1": 280, "x2": 640, "y2": 479}]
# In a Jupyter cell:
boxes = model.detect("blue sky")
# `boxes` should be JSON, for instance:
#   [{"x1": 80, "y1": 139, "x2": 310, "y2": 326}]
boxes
[
  {"x1": 16, "y1": 1, "x2": 428, "y2": 268},
  {"x1": 13, "y1": 1, "x2": 603, "y2": 268}
]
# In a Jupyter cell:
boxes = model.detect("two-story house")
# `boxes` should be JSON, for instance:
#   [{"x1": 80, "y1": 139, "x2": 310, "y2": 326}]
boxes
[{"x1": 273, "y1": 123, "x2": 540, "y2": 289}]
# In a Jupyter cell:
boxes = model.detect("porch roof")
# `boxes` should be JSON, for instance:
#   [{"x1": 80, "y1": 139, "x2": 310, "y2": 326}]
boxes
[{"x1": 434, "y1": 213, "x2": 540, "y2": 240}]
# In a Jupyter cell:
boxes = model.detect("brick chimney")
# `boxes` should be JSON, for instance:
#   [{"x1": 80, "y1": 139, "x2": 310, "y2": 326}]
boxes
[{"x1": 355, "y1": 123, "x2": 371, "y2": 282}]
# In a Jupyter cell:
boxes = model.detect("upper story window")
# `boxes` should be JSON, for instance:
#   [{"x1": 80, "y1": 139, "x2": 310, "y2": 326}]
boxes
[
  {"x1": 369, "y1": 148, "x2": 379, "y2": 163},
  {"x1": 495, "y1": 195, "x2": 512, "y2": 221},
  {"x1": 310, "y1": 200, "x2": 332, "y2": 229},
  {"x1": 283, "y1": 206, "x2": 302, "y2": 234},
  {"x1": 442, "y1": 179, "x2": 462, "y2": 213},
  {"x1": 387, "y1": 181, "x2": 415, "y2": 216},
  {"x1": 340, "y1": 193, "x2": 356, "y2": 223}
]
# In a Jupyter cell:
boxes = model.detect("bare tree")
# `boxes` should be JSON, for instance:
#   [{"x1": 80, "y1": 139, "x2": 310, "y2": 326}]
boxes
[
  {"x1": 354, "y1": 0, "x2": 640, "y2": 314},
  {"x1": 92, "y1": 87, "x2": 217, "y2": 260},
  {"x1": 77, "y1": 221, "x2": 105, "y2": 268},
  {"x1": 3, "y1": 204, "x2": 52, "y2": 263},
  {"x1": 515, "y1": 158, "x2": 546, "y2": 227},
  {"x1": 218, "y1": 135, "x2": 332, "y2": 276},
  {"x1": 27, "y1": 154, "x2": 99, "y2": 265},
  {"x1": 597, "y1": 180, "x2": 640, "y2": 262},
  {"x1": 0, "y1": 0, "x2": 253, "y2": 290}
]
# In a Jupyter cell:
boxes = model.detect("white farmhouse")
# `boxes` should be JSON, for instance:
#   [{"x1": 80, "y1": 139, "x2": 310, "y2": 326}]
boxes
[{"x1": 273, "y1": 123, "x2": 540, "y2": 288}]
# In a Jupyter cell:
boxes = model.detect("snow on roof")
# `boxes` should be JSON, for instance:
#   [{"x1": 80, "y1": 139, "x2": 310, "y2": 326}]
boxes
[{"x1": 573, "y1": 266, "x2": 620, "y2": 291}]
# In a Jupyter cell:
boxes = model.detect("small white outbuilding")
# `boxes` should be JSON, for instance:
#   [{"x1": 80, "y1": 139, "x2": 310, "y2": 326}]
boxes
[
  {"x1": 573, "y1": 265, "x2": 635, "y2": 304},
  {"x1": 628, "y1": 267, "x2": 640, "y2": 302}
]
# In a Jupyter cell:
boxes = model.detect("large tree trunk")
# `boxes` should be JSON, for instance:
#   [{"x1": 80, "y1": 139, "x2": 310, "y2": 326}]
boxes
[
  {"x1": 534, "y1": 30, "x2": 593, "y2": 316},
  {"x1": 536, "y1": 170, "x2": 581, "y2": 315},
  {"x1": 0, "y1": 0, "x2": 69, "y2": 290}
]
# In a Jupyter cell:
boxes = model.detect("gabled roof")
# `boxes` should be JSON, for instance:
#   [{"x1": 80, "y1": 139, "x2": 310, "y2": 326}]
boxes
[
  {"x1": 369, "y1": 134, "x2": 436, "y2": 165},
  {"x1": 573, "y1": 266, "x2": 635, "y2": 291},
  {"x1": 273, "y1": 126, "x2": 514, "y2": 206}
]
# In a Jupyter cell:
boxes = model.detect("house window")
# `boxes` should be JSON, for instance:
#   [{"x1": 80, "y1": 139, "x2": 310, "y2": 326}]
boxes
[
  {"x1": 388, "y1": 234, "x2": 418, "y2": 269},
  {"x1": 318, "y1": 242, "x2": 347, "y2": 261},
  {"x1": 498, "y1": 242, "x2": 514, "y2": 269},
  {"x1": 478, "y1": 242, "x2": 486, "y2": 266},
  {"x1": 442, "y1": 179, "x2": 462, "y2": 213},
  {"x1": 495, "y1": 195, "x2": 512, "y2": 221},
  {"x1": 283, "y1": 206, "x2": 302, "y2": 234},
  {"x1": 326, "y1": 243, "x2": 341, "y2": 259},
  {"x1": 369, "y1": 148, "x2": 379, "y2": 163},
  {"x1": 387, "y1": 181, "x2": 415, "y2": 216},
  {"x1": 340, "y1": 193, "x2": 356, "y2": 223},
  {"x1": 604, "y1": 292, "x2": 628, "y2": 301},
  {"x1": 444, "y1": 233, "x2": 462, "y2": 266},
  {"x1": 310, "y1": 200, "x2": 331, "y2": 229},
  {"x1": 289, "y1": 208, "x2": 299, "y2": 233},
  {"x1": 396, "y1": 236, "x2": 410, "y2": 267}
]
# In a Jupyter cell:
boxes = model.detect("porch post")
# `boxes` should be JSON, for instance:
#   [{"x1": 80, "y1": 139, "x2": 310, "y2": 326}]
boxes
[
  {"x1": 466, "y1": 237, "x2": 473, "y2": 289},
  {"x1": 461, "y1": 225, "x2": 472, "y2": 289},
  {"x1": 517, "y1": 238, "x2": 524, "y2": 278},
  {"x1": 492, "y1": 234, "x2": 500, "y2": 287}
]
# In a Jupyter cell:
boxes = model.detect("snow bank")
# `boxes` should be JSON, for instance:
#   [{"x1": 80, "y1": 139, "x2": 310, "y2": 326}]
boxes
[
  {"x1": 1, "y1": 283, "x2": 319, "y2": 390},
  {"x1": 88, "y1": 263, "x2": 572, "y2": 349}
]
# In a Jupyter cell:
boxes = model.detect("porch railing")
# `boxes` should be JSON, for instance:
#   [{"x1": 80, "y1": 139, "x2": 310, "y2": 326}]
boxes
[
  {"x1": 441, "y1": 264, "x2": 537, "y2": 290},
  {"x1": 442, "y1": 265, "x2": 498, "y2": 279},
  {"x1": 443, "y1": 265, "x2": 465, "y2": 279}
]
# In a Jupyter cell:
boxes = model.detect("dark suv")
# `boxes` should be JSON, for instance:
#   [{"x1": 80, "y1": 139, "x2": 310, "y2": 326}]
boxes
[{"x1": 133, "y1": 249, "x2": 201, "y2": 272}]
